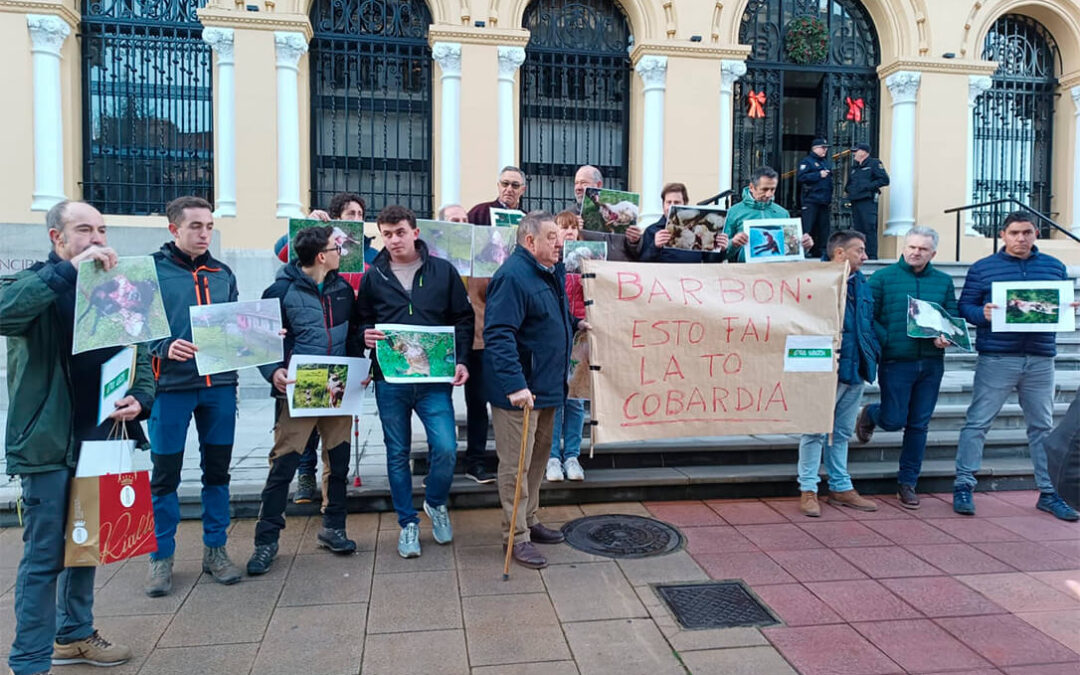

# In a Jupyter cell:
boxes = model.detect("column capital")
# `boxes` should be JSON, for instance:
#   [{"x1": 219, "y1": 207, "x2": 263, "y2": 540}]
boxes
[
  {"x1": 496, "y1": 45, "x2": 525, "y2": 78},
  {"x1": 885, "y1": 70, "x2": 921, "y2": 104},
  {"x1": 1071, "y1": 85, "x2": 1080, "y2": 111},
  {"x1": 635, "y1": 55, "x2": 668, "y2": 90},
  {"x1": 432, "y1": 42, "x2": 462, "y2": 77},
  {"x1": 203, "y1": 27, "x2": 234, "y2": 61},
  {"x1": 720, "y1": 59, "x2": 746, "y2": 94},
  {"x1": 274, "y1": 31, "x2": 308, "y2": 68},
  {"x1": 968, "y1": 75, "x2": 992, "y2": 106},
  {"x1": 26, "y1": 14, "x2": 70, "y2": 55}
]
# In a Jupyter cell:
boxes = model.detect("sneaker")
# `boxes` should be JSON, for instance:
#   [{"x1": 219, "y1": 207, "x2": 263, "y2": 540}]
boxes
[
  {"x1": 398, "y1": 523, "x2": 421, "y2": 558},
  {"x1": 465, "y1": 466, "x2": 496, "y2": 484},
  {"x1": 317, "y1": 528, "x2": 358, "y2": 554},
  {"x1": 294, "y1": 473, "x2": 318, "y2": 504},
  {"x1": 828, "y1": 489, "x2": 878, "y2": 512},
  {"x1": 546, "y1": 457, "x2": 564, "y2": 482},
  {"x1": 563, "y1": 457, "x2": 585, "y2": 481},
  {"x1": 800, "y1": 491, "x2": 820, "y2": 517},
  {"x1": 52, "y1": 630, "x2": 132, "y2": 667},
  {"x1": 953, "y1": 487, "x2": 976, "y2": 515},
  {"x1": 897, "y1": 483, "x2": 921, "y2": 509},
  {"x1": 202, "y1": 545, "x2": 243, "y2": 585},
  {"x1": 1036, "y1": 492, "x2": 1080, "y2": 522},
  {"x1": 246, "y1": 542, "x2": 278, "y2": 575},
  {"x1": 423, "y1": 501, "x2": 453, "y2": 544},
  {"x1": 855, "y1": 405, "x2": 875, "y2": 444},
  {"x1": 144, "y1": 555, "x2": 173, "y2": 597}
]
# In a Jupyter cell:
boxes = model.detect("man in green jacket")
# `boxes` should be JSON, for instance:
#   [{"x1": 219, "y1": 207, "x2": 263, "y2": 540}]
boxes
[
  {"x1": 1, "y1": 200, "x2": 154, "y2": 674},
  {"x1": 725, "y1": 166, "x2": 814, "y2": 262},
  {"x1": 855, "y1": 226, "x2": 957, "y2": 509}
]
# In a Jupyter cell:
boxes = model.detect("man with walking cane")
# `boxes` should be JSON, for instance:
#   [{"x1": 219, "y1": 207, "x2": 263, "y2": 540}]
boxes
[{"x1": 484, "y1": 211, "x2": 589, "y2": 571}]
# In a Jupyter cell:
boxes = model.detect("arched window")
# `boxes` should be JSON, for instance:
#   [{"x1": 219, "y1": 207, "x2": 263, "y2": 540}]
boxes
[
  {"x1": 520, "y1": 0, "x2": 631, "y2": 214},
  {"x1": 80, "y1": 0, "x2": 213, "y2": 214},
  {"x1": 971, "y1": 14, "x2": 1059, "y2": 236},
  {"x1": 734, "y1": 0, "x2": 879, "y2": 228},
  {"x1": 310, "y1": 0, "x2": 433, "y2": 216}
]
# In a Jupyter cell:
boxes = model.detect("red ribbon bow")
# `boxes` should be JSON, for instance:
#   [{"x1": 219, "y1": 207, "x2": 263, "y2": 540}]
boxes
[
  {"x1": 747, "y1": 90, "x2": 767, "y2": 118},
  {"x1": 845, "y1": 96, "x2": 865, "y2": 123}
]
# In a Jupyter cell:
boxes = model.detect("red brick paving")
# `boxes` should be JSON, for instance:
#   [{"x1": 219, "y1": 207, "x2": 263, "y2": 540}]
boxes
[
  {"x1": 852, "y1": 619, "x2": 994, "y2": 673},
  {"x1": 762, "y1": 624, "x2": 904, "y2": 675}
]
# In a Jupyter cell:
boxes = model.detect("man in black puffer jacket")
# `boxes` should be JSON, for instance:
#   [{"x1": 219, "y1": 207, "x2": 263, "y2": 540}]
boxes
[{"x1": 247, "y1": 225, "x2": 365, "y2": 575}]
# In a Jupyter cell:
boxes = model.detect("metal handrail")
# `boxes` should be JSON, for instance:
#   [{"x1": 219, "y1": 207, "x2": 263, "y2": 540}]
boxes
[
  {"x1": 697, "y1": 189, "x2": 736, "y2": 207},
  {"x1": 944, "y1": 198, "x2": 1079, "y2": 259}
]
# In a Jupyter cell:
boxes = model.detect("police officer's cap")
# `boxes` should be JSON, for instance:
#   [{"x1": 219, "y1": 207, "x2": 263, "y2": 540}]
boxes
[
  {"x1": 811, "y1": 138, "x2": 828, "y2": 148},
  {"x1": 852, "y1": 142, "x2": 871, "y2": 153}
]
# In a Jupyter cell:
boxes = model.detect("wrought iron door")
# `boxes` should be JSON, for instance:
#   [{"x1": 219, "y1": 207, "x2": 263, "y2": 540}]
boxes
[
  {"x1": 733, "y1": 0, "x2": 879, "y2": 230},
  {"x1": 80, "y1": 0, "x2": 213, "y2": 215},
  {"x1": 310, "y1": 0, "x2": 433, "y2": 216},
  {"x1": 971, "y1": 14, "x2": 1058, "y2": 237},
  {"x1": 520, "y1": 0, "x2": 631, "y2": 214}
]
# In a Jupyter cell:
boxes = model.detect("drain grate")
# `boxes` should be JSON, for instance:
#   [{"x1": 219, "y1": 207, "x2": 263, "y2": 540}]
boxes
[
  {"x1": 561, "y1": 514, "x2": 682, "y2": 559},
  {"x1": 656, "y1": 581, "x2": 780, "y2": 630}
]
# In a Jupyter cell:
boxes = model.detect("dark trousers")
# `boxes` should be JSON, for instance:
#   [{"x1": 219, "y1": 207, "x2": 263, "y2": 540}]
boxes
[
  {"x1": 464, "y1": 348, "x2": 489, "y2": 470},
  {"x1": 801, "y1": 202, "x2": 831, "y2": 259},
  {"x1": 850, "y1": 199, "x2": 879, "y2": 259},
  {"x1": 865, "y1": 358, "x2": 945, "y2": 487},
  {"x1": 297, "y1": 429, "x2": 320, "y2": 476}
]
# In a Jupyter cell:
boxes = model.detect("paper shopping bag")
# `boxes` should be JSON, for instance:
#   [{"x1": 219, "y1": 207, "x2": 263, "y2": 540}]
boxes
[
  {"x1": 75, "y1": 439, "x2": 135, "y2": 477},
  {"x1": 65, "y1": 471, "x2": 155, "y2": 567}
]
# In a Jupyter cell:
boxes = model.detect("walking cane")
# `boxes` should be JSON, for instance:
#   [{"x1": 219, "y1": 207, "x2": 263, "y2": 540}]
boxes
[{"x1": 503, "y1": 402, "x2": 533, "y2": 580}]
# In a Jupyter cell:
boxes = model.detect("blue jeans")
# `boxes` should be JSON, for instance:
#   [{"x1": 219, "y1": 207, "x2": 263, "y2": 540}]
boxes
[
  {"x1": 956, "y1": 354, "x2": 1055, "y2": 492},
  {"x1": 10, "y1": 469, "x2": 95, "y2": 675},
  {"x1": 865, "y1": 358, "x2": 945, "y2": 487},
  {"x1": 148, "y1": 386, "x2": 237, "y2": 559},
  {"x1": 797, "y1": 381, "x2": 864, "y2": 493},
  {"x1": 374, "y1": 381, "x2": 457, "y2": 528},
  {"x1": 550, "y1": 397, "x2": 586, "y2": 462}
]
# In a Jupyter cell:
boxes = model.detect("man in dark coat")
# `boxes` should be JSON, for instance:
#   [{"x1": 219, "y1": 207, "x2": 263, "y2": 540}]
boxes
[
  {"x1": 845, "y1": 143, "x2": 890, "y2": 259},
  {"x1": 796, "y1": 138, "x2": 834, "y2": 259}
]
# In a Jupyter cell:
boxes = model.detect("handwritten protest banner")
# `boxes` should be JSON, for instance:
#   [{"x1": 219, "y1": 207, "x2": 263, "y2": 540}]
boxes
[{"x1": 581, "y1": 260, "x2": 848, "y2": 444}]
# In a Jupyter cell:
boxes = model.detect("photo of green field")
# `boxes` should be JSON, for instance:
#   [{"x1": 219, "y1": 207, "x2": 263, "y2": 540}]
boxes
[
  {"x1": 289, "y1": 218, "x2": 368, "y2": 274},
  {"x1": 293, "y1": 363, "x2": 349, "y2": 409},
  {"x1": 418, "y1": 220, "x2": 473, "y2": 275},
  {"x1": 581, "y1": 187, "x2": 640, "y2": 234},
  {"x1": 375, "y1": 326, "x2": 456, "y2": 382},
  {"x1": 73, "y1": 257, "x2": 170, "y2": 354},
  {"x1": 1005, "y1": 288, "x2": 1061, "y2": 324},
  {"x1": 191, "y1": 300, "x2": 283, "y2": 375}
]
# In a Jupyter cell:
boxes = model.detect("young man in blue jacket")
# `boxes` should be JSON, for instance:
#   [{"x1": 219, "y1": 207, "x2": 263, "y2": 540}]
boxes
[
  {"x1": 145, "y1": 196, "x2": 244, "y2": 596},
  {"x1": 797, "y1": 231, "x2": 881, "y2": 516},
  {"x1": 953, "y1": 212, "x2": 1080, "y2": 519}
]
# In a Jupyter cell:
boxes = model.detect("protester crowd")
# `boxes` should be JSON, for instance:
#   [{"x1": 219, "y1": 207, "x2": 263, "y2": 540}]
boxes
[{"x1": 3, "y1": 142, "x2": 1079, "y2": 674}]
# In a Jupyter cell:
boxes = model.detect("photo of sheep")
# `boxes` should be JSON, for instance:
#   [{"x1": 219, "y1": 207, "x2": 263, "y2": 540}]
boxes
[
  {"x1": 1005, "y1": 288, "x2": 1061, "y2": 325},
  {"x1": 581, "y1": 187, "x2": 640, "y2": 234},
  {"x1": 666, "y1": 205, "x2": 727, "y2": 251},
  {"x1": 991, "y1": 280, "x2": 1076, "y2": 333},
  {"x1": 375, "y1": 324, "x2": 456, "y2": 383},
  {"x1": 73, "y1": 256, "x2": 171, "y2": 354},
  {"x1": 472, "y1": 226, "x2": 517, "y2": 277},
  {"x1": 286, "y1": 355, "x2": 370, "y2": 417},
  {"x1": 289, "y1": 218, "x2": 369, "y2": 274},
  {"x1": 568, "y1": 330, "x2": 591, "y2": 400},
  {"x1": 563, "y1": 241, "x2": 607, "y2": 274},
  {"x1": 906, "y1": 296, "x2": 972, "y2": 351},
  {"x1": 418, "y1": 219, "x2": 474, "y2": 276},
  {"x1": 745, "y1": 219, "x2": 805, "y2": 263},
  {"x1": 190, "y1": 299, "x2": 284, "y2": 375},
  {"x1": 489, "y1": 208, "x2": 525, "y2": 227}
]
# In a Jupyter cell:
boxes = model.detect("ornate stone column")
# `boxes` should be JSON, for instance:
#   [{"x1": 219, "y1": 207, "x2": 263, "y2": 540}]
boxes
[
  {"x1": 635, "y1": 55, "x2": 667, "y2": 222},
  {"x1": 496, "y1": 46, "x2": 525, "y2": 171},
  {"x1": 719, "y1": 59, "x2": 747, "y2": 196},
  {"x1": 884, "y1": 71, "x2": 921, "y2": 236},
  {"x1": 1072, "y1": 86, "x2": 1080, "y2": 236},
  {"x1": 274, "y1": 31, "x2": 307, "y2": 218},
  {"x1": 203, "y1": 28, "x2": 236, "y2": 217},
  {"x1": 27, "y1": 15, "x2": 71, "y2": 211},
  {"x1": 433, "y1": 42, "x2": 462, "y2": 207},
  {"x1": 964, "y1": 75, "x2": 992, "y2": 234}
]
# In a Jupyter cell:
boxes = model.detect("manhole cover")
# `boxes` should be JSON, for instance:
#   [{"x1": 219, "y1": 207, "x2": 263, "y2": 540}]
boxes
[
  {"x1": 656, "y1": 582, "x2": 779, "y2": 630},
  {"x1": 560, "y1": 514, "x2": 682, "y2": 559}
]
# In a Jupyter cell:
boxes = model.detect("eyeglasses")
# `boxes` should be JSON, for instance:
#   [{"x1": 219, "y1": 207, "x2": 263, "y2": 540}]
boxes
[
  {"x1": 322, "y1": 245, "x2": 342, "y2": 254},
  {"x1": 499, "y1": 180, "x2": 524, "y2": 190}
]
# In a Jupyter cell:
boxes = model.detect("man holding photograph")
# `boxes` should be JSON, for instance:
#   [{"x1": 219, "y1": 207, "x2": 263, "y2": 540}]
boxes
[
  {"x1": 247, "y1": 225, "x2": 366, "y2": 575},
  {"x1": 725, "y1": 166, "x2": 814, "y2": 262},
  {"x1": 952, "y1": 212, "x2": 1080, "y2": 520},
  {"x1": 357, "y1": 206, "x2": 474, "y2": 559},
  {"x1": 567, "y1": 165, "x2": 642, "y2": 262},
  {"x1": 145, "y1": 196, "x2": 244, "y2": 597},
  {"x1": 639, "y1": 182, "x2": 729, "y2": 263}
]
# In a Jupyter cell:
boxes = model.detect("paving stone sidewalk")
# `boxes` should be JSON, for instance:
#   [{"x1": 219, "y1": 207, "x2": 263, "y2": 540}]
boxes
[{"x1": 1, "y1": 491, "x2": 1078, "y2": 674}]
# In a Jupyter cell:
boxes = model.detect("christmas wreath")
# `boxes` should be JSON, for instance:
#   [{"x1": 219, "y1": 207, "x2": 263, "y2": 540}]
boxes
[{"x1": 785, "y1": 16, "x2": 829, "y2": 64}]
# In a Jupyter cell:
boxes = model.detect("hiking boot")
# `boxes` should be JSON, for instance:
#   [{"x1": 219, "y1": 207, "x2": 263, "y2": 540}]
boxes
[
  {"x1": 829, "y1": 489, "x2": 878, "y2": 512},
  {"x1": 512, "y1": 541, "x2": 548, "y2": 569},
  {"x1": 1036, "y1": 492, "x2": 1080, "y2": 522},
  {"x1": 897, "y1": 484, "x2": 921, "y2": 509},
  {"x1": 294, "y1": 473, "x2": 318, "y2": 504},
  {"x1": 855, "y1": 405, "x2": 875, "y2": 444},
  {"x1": 953, "y1": 487, "x2": 976, "y2": 515},
  {"x1": 529, "y1": 523, "x2": 565, "y2": 544},
  {"x1": 144, "y1": 555, "x2": 173, "y2": 597},
  {"x1": 465, "y1": 466, "x2": 496, "y2": 484},
  {"x1": 202, "y1": 545, "x2": 242, "y2": 585},
  {"x1": 546, "y1": 457, "x2": 564, "y2": 482},
  {"x1": 563, "y1": 457, "x2": 585, "y2": 481},
  {"x1": 398, "y1": 523, "x2": 421, "y2": 558},
  {"x1": 800, "y1": 491, "x2": 821, "y2": 517},
  {"x1": 246, "y1": 542, "x2": 278, "y2": 575},
  {"x1": 317, "y1": 528, "x2": 357, "y2": 554},
  {"x1": 423, "y1": 501, "x2": 453, "y2": 544},
  {"x1": 52, "y1": 630, "x2": 132, "y2": 667}
]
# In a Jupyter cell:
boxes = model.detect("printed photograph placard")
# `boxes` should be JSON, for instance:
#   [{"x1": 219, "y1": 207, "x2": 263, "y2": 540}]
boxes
[
  {"x1": 666, "y1": 205, "x2": 727, "y2": 251},
  {"x1": 991, "y1": 280, "x2": 1076, "y2": 333},
  {"x1": 907, "y1": 296, "x2": 973, "y2": 351},
  {"x1": 287, "y1": 355, "x2": 371, "y2": 417},
  {"x1": 418, "y1": 219, "x2": 474, "y2": 276},
  {"x1": 563, "y1": 240, "x2": 608, "y2": 274},
  {"x1": 745, "y1": 218, "x2": 805, "y2": 263},
  {"x1": 471, "y1": 226, "x2": 517, "y2": 278},
  {"x1": 374, "y1": 324, "x2": 456, "y2": 383},
  {"x1": 568, "y1": 330, "x2": 591, "y2": 400},
  {"x1": 489, "y1": 208, "x2": 525, "y2": 227},
  {"x1": 73, "y1": 256, "x2": 170, "y2": 354},
  {"x1": 289, "y1": 218, "x2": 369, "y2": 274},
  {"x1": 97, "y1": 346, "x2": 136, "y2": 426},
  {"x1": 581, "y1": 187, "x2": 640, "y2": 234},
  {"x1": 190, "y1": 300, "x2": 284, "y2": 375}
]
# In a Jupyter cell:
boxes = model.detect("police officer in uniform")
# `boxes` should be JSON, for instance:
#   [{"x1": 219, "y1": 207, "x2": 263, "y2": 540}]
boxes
[
  {"x1": 796, "y1": 138, "x2": 833, "y2": 259},
  {"x1": 845, "y1": 142, "x2": 890, "y2": 259}
]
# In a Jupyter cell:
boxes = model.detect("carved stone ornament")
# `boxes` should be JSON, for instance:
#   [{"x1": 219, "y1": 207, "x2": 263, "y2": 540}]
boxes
[
  {"x1": 885, "y1": 70, "x2": 921, "y2": 104},
  {"x1": 635, "y1": 55, "x2": 668, "y2": 87},
  {"x1": 720, "y1": 59, "x2": 747, "y2": 92},
  {"x1": 432, "y1": 42, "x2": 462, "y2": 76},
  {"x1": 203, "y1": 27, "x2": 234, "y2": 59},
  {"x1": 497, "y1": 46, "x2": 525, "y2": 78},
  {"x1": 274, "y1": 31, "x2": 308, "y2": 66},
  {"x1": 27, "y1": 14, "x2": 70, "y2": 55}
]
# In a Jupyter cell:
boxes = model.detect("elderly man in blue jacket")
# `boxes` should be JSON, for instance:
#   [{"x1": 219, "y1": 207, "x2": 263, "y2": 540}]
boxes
[
  {"x1": 953, "y1": 212, "x2": 1080, "y2": 519},
  {"x1": 485, "y1": 211, "x2": 589, "y2": 570}
]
